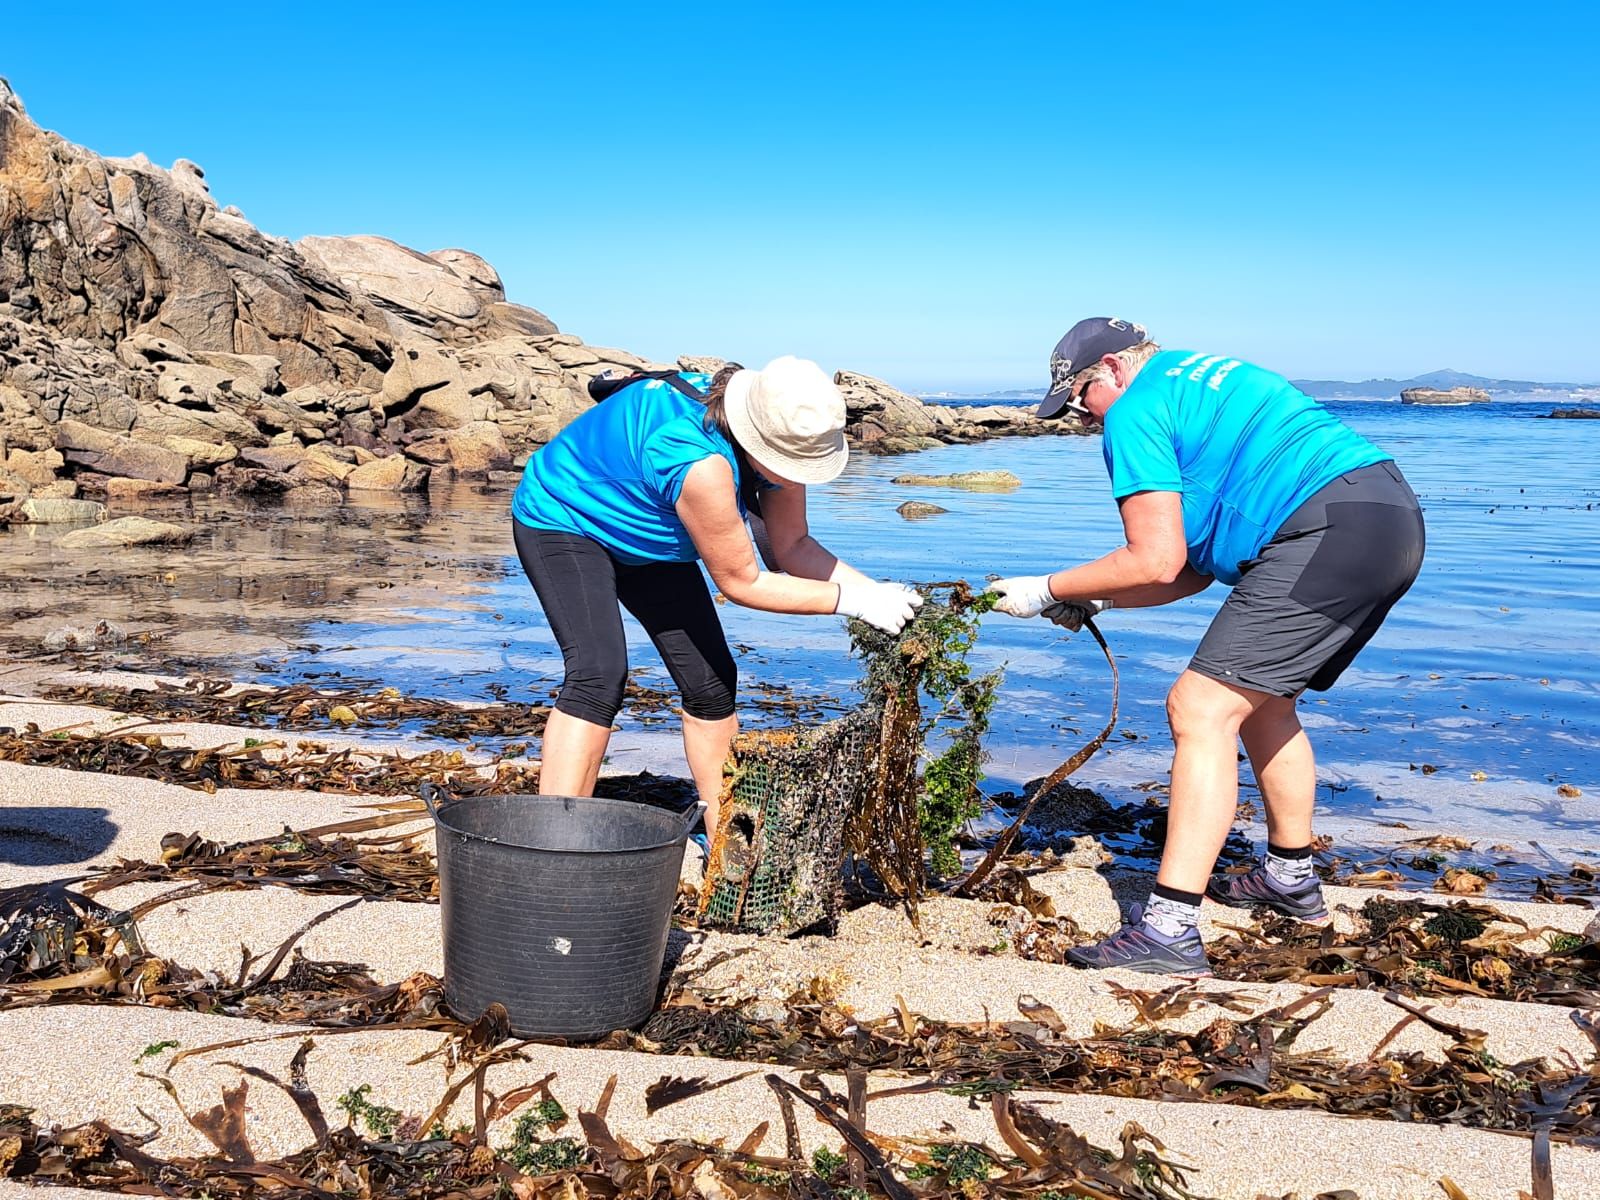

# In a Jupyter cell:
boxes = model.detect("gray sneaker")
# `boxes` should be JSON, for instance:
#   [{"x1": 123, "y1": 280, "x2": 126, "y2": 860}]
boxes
[
  {"x1": 1207, "y1": 863, "x2": 1330, "y2": 924},
  {"x1": 1064, "y1": 914, "x2": 1212, "y2": 977}
]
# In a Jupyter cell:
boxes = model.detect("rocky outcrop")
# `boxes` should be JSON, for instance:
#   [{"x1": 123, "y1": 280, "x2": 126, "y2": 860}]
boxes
[
  {"x1": 0, "y1": 81, "x2": 1056, "y2": 514},
  {"x1": 1400, "y1": 386, "x2": 1491, "y2": 405},
  {"x1": 1544, "y1": 407, "x2": 1600, "y2": 419},
  {"x1": 837, "y1": 371, "x2": 1063, "y2": 453}
]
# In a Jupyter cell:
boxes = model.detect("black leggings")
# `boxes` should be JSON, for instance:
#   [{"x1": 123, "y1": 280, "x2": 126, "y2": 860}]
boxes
[{"x1": 513, "y1": 521, "x2": 737, "y2": 726}]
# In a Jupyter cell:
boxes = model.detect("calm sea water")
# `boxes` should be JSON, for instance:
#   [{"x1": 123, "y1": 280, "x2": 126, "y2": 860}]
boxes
[{"x1": 256, "y1": 399, "x2": 1600, "y2": 855}]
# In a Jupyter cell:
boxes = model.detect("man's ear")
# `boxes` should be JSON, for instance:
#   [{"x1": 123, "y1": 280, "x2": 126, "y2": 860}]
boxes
[{"x1": 1103, "y1": 353, "x2": 1126, "y2": 385}]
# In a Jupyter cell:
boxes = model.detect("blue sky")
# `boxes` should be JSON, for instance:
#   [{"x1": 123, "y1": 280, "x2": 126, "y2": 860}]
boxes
[{"x1": 7, "y1": 3, "x2": 1599, "y2": 391}]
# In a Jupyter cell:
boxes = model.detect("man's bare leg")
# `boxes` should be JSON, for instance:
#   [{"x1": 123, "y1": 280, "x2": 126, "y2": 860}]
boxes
[
  {"x1": 1065, "y1": 668, "x2": 1266, "y2": 970},
  {"x1": 1240, "y1": 695, "x2": 1316, "y2": 848},
  {"x1": 537, "y1": 709, "x2": 611, "y2": 797},
  {"x1": 1156, "y1": 670, "x2": 1268, "y2": 894},
  {"x1": 1208, "y1": 690, "x2": 1330, "y2": 920}
]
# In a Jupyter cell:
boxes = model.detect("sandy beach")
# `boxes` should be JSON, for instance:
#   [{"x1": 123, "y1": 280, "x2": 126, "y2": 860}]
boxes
[{"x1": 3, "y1": 681, "x2": 1597, "y2": 1199}]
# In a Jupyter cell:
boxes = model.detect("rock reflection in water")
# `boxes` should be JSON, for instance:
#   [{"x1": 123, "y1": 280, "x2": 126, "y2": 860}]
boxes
[{"x1": 0, "y1": 483, "x2": 515, "y2": 676}]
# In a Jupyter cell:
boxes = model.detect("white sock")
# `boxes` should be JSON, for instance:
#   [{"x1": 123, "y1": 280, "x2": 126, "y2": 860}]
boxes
[
  {"x1": 1142, "y1": 892, "x2": 1201, "y2": 938},
  {"x1": 1264, "y1": 847, "x2": 1315, "y2": 887}
]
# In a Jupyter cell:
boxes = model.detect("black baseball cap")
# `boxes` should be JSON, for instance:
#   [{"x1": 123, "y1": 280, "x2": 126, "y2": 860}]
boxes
[{"x1": 1036, "y1": 317, "x2": 1150, "y2": 420}]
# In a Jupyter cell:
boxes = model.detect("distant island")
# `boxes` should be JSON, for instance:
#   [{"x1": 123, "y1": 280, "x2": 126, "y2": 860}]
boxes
[
  {"x1": 922, "y1": 367, "x2": 1598, "y2": 403},
  {"x1": 1292, "y1": 368, "x2": 1595, "y2": 399}
]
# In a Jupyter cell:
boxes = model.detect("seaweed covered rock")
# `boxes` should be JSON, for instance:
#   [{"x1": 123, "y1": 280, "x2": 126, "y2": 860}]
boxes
[{"x1": 891, "y1": 469, "x2": 1022, "y2": 491}]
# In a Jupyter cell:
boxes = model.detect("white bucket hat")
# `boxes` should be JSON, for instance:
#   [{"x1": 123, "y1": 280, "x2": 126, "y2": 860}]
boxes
[{"x1": 722, "y1": 355, "x2": 849, "y2": 485}]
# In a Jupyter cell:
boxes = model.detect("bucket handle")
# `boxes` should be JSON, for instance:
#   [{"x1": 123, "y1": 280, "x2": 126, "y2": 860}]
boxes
[
  {"x1": 420, "y1": 781, "x2": 453, "y2": 822},
  {"x1": 680, "y1": 801, "x2": 707, "y2": 838}
]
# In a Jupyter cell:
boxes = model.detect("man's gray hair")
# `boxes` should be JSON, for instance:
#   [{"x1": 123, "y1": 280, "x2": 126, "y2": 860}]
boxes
[{"x1": 1073, "y1": 339, "x2": 1162, "y2": 391}]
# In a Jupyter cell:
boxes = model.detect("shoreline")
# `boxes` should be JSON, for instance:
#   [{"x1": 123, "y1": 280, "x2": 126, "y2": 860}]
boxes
[{"x1": 4, "y1": 661, "x2": 1595, "y2": 907}]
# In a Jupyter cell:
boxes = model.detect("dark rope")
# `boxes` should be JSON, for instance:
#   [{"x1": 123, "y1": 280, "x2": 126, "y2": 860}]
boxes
[{"x1": 949, "y1": 617, "x2": 1119, "y2": 897}]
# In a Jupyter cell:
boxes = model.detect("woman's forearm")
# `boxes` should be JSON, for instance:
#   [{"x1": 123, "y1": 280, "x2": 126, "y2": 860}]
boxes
[
  {"x1": 777, "y1": 535, "x2": 873, "y2": 587},
  {"x1": 719, "y1": 570, "x2": 841, "y2": 615}
]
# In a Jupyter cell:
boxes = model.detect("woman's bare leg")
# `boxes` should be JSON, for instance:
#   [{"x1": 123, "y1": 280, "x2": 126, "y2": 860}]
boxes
[
  {"x1": 682, "y1": 711, "x2": 738, "y2": 836},
  {"x1": 537, "y1": 709, "x2": 612, "y2": 797}
]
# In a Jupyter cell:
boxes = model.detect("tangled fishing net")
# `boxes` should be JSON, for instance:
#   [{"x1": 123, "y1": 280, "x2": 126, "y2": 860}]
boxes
[{"x1": 699, "y1": 583, "x2": 1003, "y2": 934}]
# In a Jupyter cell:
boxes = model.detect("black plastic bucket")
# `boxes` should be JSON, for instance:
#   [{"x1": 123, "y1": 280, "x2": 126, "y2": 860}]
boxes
[{"x1": 421, "y1": 783, "x2": 698, "y2": 1040}]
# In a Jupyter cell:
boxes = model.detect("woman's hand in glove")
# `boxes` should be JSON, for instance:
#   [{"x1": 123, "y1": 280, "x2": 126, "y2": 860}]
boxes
[{"x1": 835, "y1": 581, "x2": 924, "y2": 634}]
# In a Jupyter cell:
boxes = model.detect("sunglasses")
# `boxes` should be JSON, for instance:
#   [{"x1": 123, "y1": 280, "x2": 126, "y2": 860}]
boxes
[{"x1": 1060, "y1": 374, "x2": 1095, "y2": 417}]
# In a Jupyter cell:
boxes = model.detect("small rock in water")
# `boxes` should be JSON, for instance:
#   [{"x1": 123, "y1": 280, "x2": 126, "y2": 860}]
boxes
[
  {"x1": 42, "y1": 619, "x2": 128, "y2": 652},
  {"x1": 57, "y1": 516, "x2": 193, "y2": 549},
  {"x1": 283, "y1": 483, "x2": 344, "y2": 508},
  {"x1": 17, "y1": 497, "x2": 106, "y2": 524},
  {"x1": 1010, "y1": 778, "x2": 1114, "y2": 840},
  {"x1": 890, "y1": 469, "x2": 1021, "y2": 491},
  {"x1": 896, "y1": 501, "x2": 948, "y2": 519}
]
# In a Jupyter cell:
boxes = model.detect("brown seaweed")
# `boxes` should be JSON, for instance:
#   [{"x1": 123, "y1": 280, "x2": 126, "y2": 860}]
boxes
[
  {"x1": 41, "y1": 676, "x2": 554, "y2": 741},
  {"x1": 626, "y1": 992, "x2": 1600, "y2": 1144},
  {"x1": 0, "y1": 878, "x2": 454, "y2": 1032},
  {"x1": 0, "y1": 721, "x2": 697, "y2": 808},
  {"x1": 1202, "y1": 899, "x2": 1600, "y2": 1008},
  {"x1": 36, "y1": 672, "x2": 838, "y2": 741},
  {"x1": 643, "y1": 1072, "x2": 755, "y2": 1115},
  {"x1": 0, "y1": 1042, "x2": 1222, "y2": 1200},
  {"x1": 954, "y1": 615, "x2": 1119, "y2": 897}
]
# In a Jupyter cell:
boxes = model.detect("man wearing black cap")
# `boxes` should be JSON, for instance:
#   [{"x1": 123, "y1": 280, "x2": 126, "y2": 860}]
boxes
[{"x1": 989, "y1": 318, "x2": 1425, "y2": 975}]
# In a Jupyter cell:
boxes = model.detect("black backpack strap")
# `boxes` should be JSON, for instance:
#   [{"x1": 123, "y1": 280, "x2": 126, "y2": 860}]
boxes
[
  {"x1": 662, "y1": 372, "x2": 706, "y2": 401},
  {"x1": 587, "y1": 368, "x2": 705, "y2": 403}
]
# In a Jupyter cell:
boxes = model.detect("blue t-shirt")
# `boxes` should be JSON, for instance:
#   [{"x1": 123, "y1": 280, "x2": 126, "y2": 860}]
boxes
[
  {"x1": 511, "y1": 373, "x2": 746, "y2": 564},
  {"x1": 1102, "y1": 351, "x2": 1390, "y2": 585}
]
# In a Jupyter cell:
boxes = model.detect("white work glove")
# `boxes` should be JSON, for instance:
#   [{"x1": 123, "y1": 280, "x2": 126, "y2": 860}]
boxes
[
  {"x1": 835, "y1": 581, "x2": 924, "y2": 635},
  {"x1": 988, "y1": 575, "x2": 1059, "y2": 618},
  {"x1": 1041, "y1": 598, "x2": 1113, "y2": 632}
]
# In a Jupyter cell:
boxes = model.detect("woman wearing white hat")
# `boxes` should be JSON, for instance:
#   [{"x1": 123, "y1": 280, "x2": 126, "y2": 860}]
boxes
[{"x1": 511, "y1": 356, "x2": 921, "y2": 838}]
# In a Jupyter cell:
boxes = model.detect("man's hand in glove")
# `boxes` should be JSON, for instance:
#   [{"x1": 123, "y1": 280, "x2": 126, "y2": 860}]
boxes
[
  {"x1": 835, "y1": 581, "x2": 924, "y2": 635},
  {"x1": 1041, "y1": 598, "x2": 1114, "y2": 632},
  {"x1": 988, "y1": 575, "x2": 1058, "y2": 618}
]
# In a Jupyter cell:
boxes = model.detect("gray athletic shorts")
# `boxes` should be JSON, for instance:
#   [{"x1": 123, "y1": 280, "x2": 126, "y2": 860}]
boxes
[{"x1": 1190, "y1": 460, "x2": 1425, "y2": 697}]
